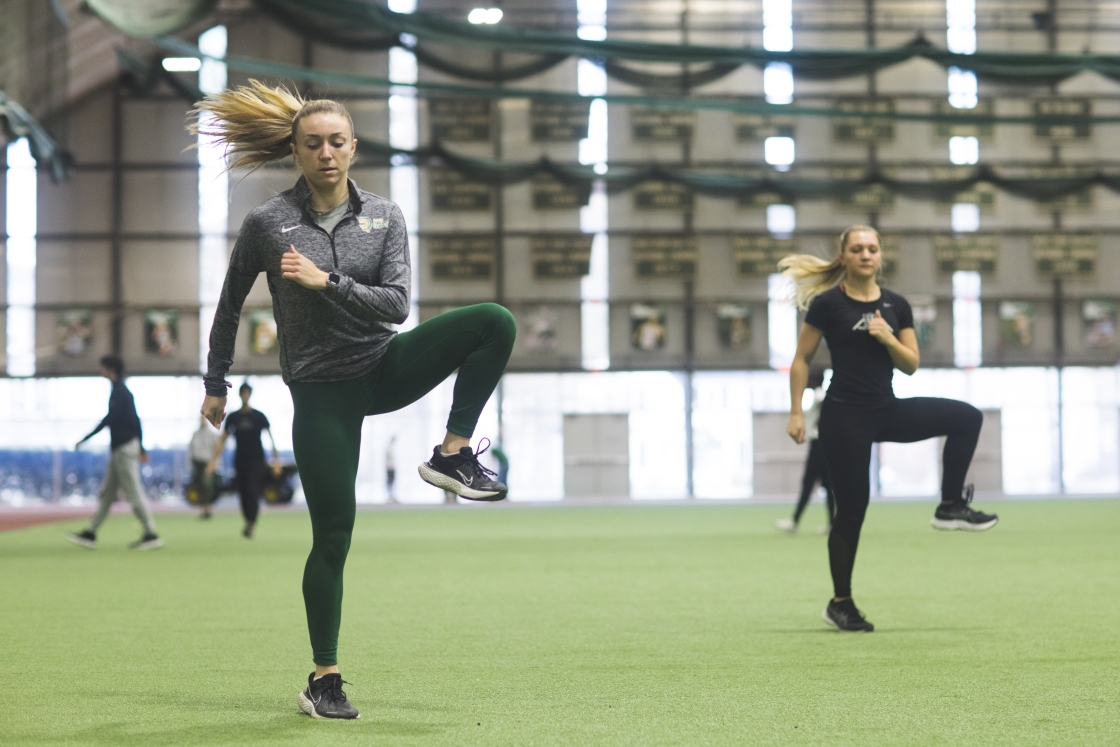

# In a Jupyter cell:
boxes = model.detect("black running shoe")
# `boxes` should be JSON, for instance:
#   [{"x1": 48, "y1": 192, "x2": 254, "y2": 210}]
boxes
[
  {"x1": 823, "y1": 599, "x2": 875, "y2": 632},
  {"x1": 297, "y1": 673, "x2": 360, "y2": 720},
  {"x1": 128, "y1": 533, "x2": 164, "y2": 550},
  {"x1": 931, "y1": 485, "x2": 998, "y2": 532},
  {"x1": 66, "y1": 530, "x2": 97, "y2": 549},
  {"x1": 418, "y1": 438, "x2": 507, "y2": 501}
]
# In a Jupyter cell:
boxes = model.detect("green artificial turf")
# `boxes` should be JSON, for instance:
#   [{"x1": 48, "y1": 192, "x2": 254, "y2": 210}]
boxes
[{"x1": 0, "y1": 499, "x2": 1117, "y2": 746}]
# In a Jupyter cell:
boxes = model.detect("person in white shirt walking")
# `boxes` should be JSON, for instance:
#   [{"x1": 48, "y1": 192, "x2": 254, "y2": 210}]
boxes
[{"x1": 189, "y1": 415, "x2": 220, "y2": 519}]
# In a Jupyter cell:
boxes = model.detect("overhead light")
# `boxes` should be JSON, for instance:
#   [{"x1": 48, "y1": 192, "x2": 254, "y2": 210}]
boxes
[
  {"x1": 162, "y1": 57, "x2": 202, "y2": 72},
  {"x1": 468, "y1": 7, "x2": 503, "y2": 24}
]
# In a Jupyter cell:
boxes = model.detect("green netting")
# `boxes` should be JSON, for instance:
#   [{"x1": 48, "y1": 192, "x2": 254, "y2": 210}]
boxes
[
  {"x1": 156, "y1": 38, "x2": 1120, "y2": 127},
  {"x1": 0, "y1": 90, "x2": 72, "y2": 182},
  {"x1": 252, "y1": 0, "x2": 1120, "y2": 85}
]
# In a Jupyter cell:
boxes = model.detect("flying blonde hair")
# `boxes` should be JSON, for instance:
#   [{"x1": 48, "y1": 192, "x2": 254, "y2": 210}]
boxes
[
  {"x1": 188, "y1": 79, "x2": 355, "y2": 173},
  {"x1": 777, "y1": 225, "x2": 881, "y2": 309}
]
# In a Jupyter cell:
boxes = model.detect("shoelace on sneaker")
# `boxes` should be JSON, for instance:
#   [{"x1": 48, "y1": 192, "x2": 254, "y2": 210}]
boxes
[
  {"x1": 319, "y1": 677, "x2": 351, "y2": 705},
  {"x1": 462, "y1": 438, "x2": 500, "y2": 481}
]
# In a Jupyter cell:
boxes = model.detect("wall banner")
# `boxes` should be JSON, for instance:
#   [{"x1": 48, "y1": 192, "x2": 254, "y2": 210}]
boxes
[
  {"x1": 1033, "y1": 98, "x2": 1091, "y2": 141},
  {"x1": 732, "y1": 234, "x2": 798, "y2": 277},
  {"x1": 429, "y1": 235, "x2": 495, "y2": 279},
  {"x1": 429, "y1": 167, "x2": 492, "y2": 211},
  {"x1": 523, "y1": 306, "x2": 559, "y2": 351},
  {"x1": 530, "y1": 234, "x2": 593, "y2": 278},
  {"x1": 57, "y1": 308, "x2": 93, "y2": 357},
  {"x1": 632, "y1": 235, "x2": 698, "y2": 278},
  {"x1": 429, "y1": 98, "x2": 491, "y2": 142},
  {"x1": 531, "y1": 173, "x2": 591, "y2": 209},
  {"x1": 145, "y1": 309, "x2": 179, "y2": 357},
  {"x1": 933, "y1": 234, "x2": 999, "y2": 274},
  {"x1": 530, "y1": 100, "x2": 590, "y2": 141},
  {"x1": 630, "y1": 107, "x2": 694, "y2": 141},
  {"x1": 249, "y1": 310, "x2": 279, "y2": 355},
  {"x1": 832, "y1": 97, "x2": 895, "y2": 144},
  {"x1": 716, "y1": 304, "x2": 751, "y2": 349},
  {"x1": 633, "y1": 180, "x2": 693, "y2": 211},
  {"x1": 999, "y1": 301, "x2": 1035, "y2": 348},
  {"x1": 630, "y1": 303, "x2": 667, "y2": 351},
  {"x1": 933, "y1": 99, "x2": 995, "y2": 139},
  {"x1": 1032, "y1": 232, "x2": 1097, "y2": 276},
  {"x1": 734, "y1": 112, "x2": 795, "y2": 141},
  {"x1": 1083, "y1": 300, "x2": 1118, "y2": 348}
]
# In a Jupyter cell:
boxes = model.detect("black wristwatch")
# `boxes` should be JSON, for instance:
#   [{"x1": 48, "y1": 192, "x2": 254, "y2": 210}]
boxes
[{"x1": 327, "y1": 272, "x2": 341, "y2": 287}]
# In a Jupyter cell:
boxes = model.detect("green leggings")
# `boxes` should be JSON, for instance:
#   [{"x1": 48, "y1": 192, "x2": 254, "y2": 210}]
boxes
[{"x1": 288, "y1": 303, "x2": 516, "y2": 665}]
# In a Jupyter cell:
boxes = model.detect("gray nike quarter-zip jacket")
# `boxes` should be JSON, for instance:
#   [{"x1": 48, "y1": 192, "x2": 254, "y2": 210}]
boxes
[{"x1": 204, "y1": 177, "x2": 411, "y2": 396}]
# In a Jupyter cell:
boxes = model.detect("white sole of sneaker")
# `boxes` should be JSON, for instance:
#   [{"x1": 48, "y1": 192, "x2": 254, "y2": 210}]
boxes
[
  {"x1": 130, "y1": 539, "x2": 164, "y2": 550},
  {"x1": 417, "y1": 463, "x2": 504, "y2": 501},
  {"x1": 297, "y1": 689, "x2": 360, "y2": 720},
  {"x1": 66, "y1": 535, "x2": 96, "y2": 549},
  {"x1": 930, "y1": 516, "x2": 998, "y2": 532}
]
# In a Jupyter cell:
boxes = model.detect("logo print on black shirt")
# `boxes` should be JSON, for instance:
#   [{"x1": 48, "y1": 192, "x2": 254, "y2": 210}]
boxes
[{"x1": 852, "y1": 312, "x2": 875, "y2": 331}]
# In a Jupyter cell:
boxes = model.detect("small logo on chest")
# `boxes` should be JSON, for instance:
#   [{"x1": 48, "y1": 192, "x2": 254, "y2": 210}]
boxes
[{"x1": 357, "y1": 217, "x2": 388, "y2": 233}]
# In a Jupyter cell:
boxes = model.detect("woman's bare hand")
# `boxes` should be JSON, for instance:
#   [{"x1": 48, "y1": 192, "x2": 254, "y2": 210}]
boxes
[
  {"x1": 867, "y1": 309, "x2": 896, "y2": 346},
  {"x1": 280, "y1": 245, "x2": 329, "y2": 290},
  {"x1": 787, "y1": 413, "x2": 806, "y2": 444},
  {"x1": 201, "y1": 394, "x2": 227, "y2": 429}
]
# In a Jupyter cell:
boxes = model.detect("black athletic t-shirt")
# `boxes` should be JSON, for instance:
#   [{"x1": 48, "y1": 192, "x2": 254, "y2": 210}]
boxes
[
  {"x1": 225, "y1": 408, "x2": 270, "y2": 464},
  {"x1": 804, "y1": 286, "x2": 913, "y2": 407}
]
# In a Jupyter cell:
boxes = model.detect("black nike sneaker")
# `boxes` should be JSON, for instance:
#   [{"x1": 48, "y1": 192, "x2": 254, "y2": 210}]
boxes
[
  {"x1": 822, "y1": 598, "x2": 875, "y2": 632},
  {"x1": 418, "y1": 438, "x2": 507, "y2": 501},
  {"x1": 297, "y1": 673, "x2": 360, "y2": 720},
  {"x1": 66, "y1": 529, "x2": 97, "y2": 549},
  {"x1": 931, "y1": 484, "x2": 998, "y2": 532}
]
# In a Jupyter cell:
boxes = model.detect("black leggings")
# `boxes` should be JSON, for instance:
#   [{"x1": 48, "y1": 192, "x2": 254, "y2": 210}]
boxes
[
  {"x1": 236, "y1": 458, "x2": 265, "y2": 524},
  {"x1": 818, "y1": 397, "x2": 983, "y2": 599},
  {"x1": 792, "y1": 439, "x2": 835, "y2": 524}
]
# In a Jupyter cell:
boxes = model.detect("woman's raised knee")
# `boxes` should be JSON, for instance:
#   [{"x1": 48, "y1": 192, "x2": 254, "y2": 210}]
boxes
[{"x1": 477, "y1": 303, "x2": 517, "y2": 346}]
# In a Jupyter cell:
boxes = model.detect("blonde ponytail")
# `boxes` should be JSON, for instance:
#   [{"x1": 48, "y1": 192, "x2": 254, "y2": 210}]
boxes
[
  {"x1": 777, "y1": 224, "x2": 880, "y2": 309},
  {"x1": 189, "y1": 79, "x2": 355, "y2": 173}
]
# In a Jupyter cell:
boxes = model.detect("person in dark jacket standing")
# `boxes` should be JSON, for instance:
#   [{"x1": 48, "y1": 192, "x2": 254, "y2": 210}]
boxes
[
  {"x1": 192, "y1": 81, "x2": 515, "y2": 720},
  {"x1": 206, "y1": 381, "x2": 281, "y2": 538},
  {"x1": 67, "y1": 356, "x2": 163, "y2": 550}
]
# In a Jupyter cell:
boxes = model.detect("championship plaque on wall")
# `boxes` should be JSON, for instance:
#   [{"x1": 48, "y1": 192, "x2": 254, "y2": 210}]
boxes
[
  {"x1": 1032, "y1": 233, "x2": 1097, "y2": 276},
  {"x1": 732, "y1": 234, "x2": 797, "y2": 276},
  {"x1": 429, "y1": 168, "x2": 492, "y2": 211},
  {"x1": 530, "y1": 173, "x2": 591, "y2": 210},
  {"x1": 933, "y1": 99, "x2": 994, "y2": 139},
  {"x1": 933, "y1": 234, "x2": 999, "y2": 274},
  {"x1": 832, "y1": 98, "x2": 895, "y2": 143},
  {"x1": 632, "y1": 235, "x2": 698, "y2": 278},
  {"x1": 530, "y1": 101, "x2": 590, "y2": 141},
  {"x1": 1033, "y1": 98, "x2": 1091, "y2": 141},
  {"x1": 734, "y1": 112, "x2": 795, "y2": 140},
  {"x1": 429, "y1": 235, "x2": 495, "y2": 279},
  {"x1": 429, "y1": 99, "x2": 491, "y2": 142},
  {"x1": 932, "y1": 167, "x2": 997, "y2": 213},
  {"x1": 1031, "y1": 166, "x2": 1095, "y2": 212},
  {"x1": 633, "y1": 180, "x2": 693, "y2": 211},
  {"x1": 734, "y1": 167, "x2": 785, "y2": 208},
  {"x1": 631, "y1": 107, "x2": 694, "y2": 141},
  {"x1": 530, "y1": 234, "x2": 593, "y2": 278}
]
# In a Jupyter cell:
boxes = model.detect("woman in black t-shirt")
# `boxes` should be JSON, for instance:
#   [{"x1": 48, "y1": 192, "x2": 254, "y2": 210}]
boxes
[{"x1": 781, "y1": 225, "x2": 998, "y2": 633}]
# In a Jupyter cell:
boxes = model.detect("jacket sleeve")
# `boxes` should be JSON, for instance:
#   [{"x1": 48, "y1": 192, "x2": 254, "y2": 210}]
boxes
[
  {"x1": 204, "y1": 212, "x2": 266, "y2": 397},
  {"x1": 322, "y1": 204, "x2": 411, "y2": 324}
]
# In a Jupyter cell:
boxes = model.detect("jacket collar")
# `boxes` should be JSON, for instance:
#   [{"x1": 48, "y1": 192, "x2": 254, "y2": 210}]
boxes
[{"x1": 292, "y1": 176, "x2": 363, "y2": 217}]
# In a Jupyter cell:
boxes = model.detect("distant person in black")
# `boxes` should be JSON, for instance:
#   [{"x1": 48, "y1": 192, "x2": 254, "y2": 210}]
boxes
[
  {"x1": 207, "y1": 382, "x2": 281, "y2": 538},
  {"x1": 775, "y1": 367, "x2": 835, "y2": 535},
  {"x1": 67, "y1": 356, "x2": 163, "y2": 550},
  {"x1": 781, "y1": 225, "x2": 997, "y2": 633}
]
